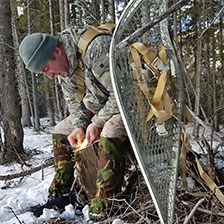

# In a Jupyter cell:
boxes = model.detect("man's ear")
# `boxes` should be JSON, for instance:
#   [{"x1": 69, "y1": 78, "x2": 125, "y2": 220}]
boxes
[{"x1": 53, "y1": 46, "x2": 63, "y2": 56}]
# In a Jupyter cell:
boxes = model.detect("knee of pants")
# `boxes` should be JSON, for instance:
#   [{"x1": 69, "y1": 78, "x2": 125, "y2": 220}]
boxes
[
  {"x1": 100, "y1": 114, "x2": 127, "y2": 140},
  {"x1": 99, "y1": 136, "x2": 128, "y2": 161}
]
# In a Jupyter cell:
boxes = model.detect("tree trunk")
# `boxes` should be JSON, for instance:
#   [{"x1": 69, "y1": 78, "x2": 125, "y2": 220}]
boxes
[
  {"x1": 11, "y1": 10, "x2": 32, "y2": 127},
  {"x1": 64, "y1": 0, "x2": 69, "y2": 28},
  {"x1": 192, "y1": 0, "x2": 202, "y2": 137},
  {"x1": 206, "y1": 32, "x2": 212, "y2": 120},
  {"x1": 59, "y1": 0, "x2": 65, "y2": 31},
  {"x1": 27, "y1": 0, "x2": 40, "y2": 131},
  {"x1": 92, "y1": 0, "x2": 100, "y2": 23},
  {"x1": 32, "y1": 73, "x2": 40, "y2": 131},
  {"x1": 212, "y1": 30, "x2": 218, "y2": 131},
  {"x1": 49, "y1": 0, "x2": 54, "y2": 36},
  {"x1": 219, "y1": 9, "x2": 224, "y2": 124},
  {"x1": 0, "y1": 0, "x2": 24, "y2": 164},
  {"x1": 50, "y1": 0, "x2": 63, "y2": 121},
  {"x1": 101, "y1": 0, "x2": 106, "y2": 22},
  {"x1": 109, "y1": 0, "x2": 115, "y2": 23},
  {"x1": 44, "y1": 76, "x2": 56, "y2": 126},
  {"x1": 193, "y1": 37, "x2": 202, "y2": 137}
]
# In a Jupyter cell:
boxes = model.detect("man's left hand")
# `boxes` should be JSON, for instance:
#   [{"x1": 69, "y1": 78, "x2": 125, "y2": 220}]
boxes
[{"x1": 86, "y1": 123, "x2": 102, "y2": 143}]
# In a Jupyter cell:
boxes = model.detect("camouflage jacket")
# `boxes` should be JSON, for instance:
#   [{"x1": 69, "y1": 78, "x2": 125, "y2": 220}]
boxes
[{"x1": 58, "y1": 26, "x2": 119, "y2": 129}]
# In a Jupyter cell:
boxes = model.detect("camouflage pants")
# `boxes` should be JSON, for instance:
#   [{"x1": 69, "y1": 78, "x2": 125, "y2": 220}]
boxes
[
  {"x1": 49, "y1": 114, "x2": 128, "y2": 198},
  {"x1": 48, "y1": 134, "x2": 74, "y2": 197},
  {"x1": 96, "y1": 136, "x2": 128, "y2": 198}
]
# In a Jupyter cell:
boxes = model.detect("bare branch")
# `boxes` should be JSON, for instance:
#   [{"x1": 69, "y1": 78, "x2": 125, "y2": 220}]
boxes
[
  {"x1": 7, "y1": 206, "x2": 23, "y2": 224},
  {"x1": 199, "y1": 6, "x2": 224, "y2": 39},
  {"x1": 186, "y1": 106, "x2": 223, "y2": 142},
  {"x1": 116, "y1": 0, "x2": 189, "y2": 50},
  {"x1": 0, "y1": 158, "x2": 53, "y2": 180},
  {"x1": 183, "y1": 198, "x2": 205, "y2": 224}
]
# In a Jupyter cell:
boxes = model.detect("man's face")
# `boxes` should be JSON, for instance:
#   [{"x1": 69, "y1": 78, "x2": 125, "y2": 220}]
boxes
[{"x1": 40, "y1": 46, "x2": 69, "y2": 79}]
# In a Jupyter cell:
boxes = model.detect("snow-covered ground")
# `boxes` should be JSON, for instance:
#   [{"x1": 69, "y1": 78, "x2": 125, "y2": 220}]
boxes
[
  {"x1": 0, "y1": 119, "x2": 73, "y2": 224},
  {"x1": 0, "y1": 118, "x2": 125, "y2": 224},
  {"x1": 0, "y1": 118, "x2": 223, "y2": 223}
]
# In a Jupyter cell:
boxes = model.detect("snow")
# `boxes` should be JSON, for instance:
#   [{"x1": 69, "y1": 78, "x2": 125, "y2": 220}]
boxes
[
  {"x1": 0, "y1": 118, "x2": 125, "y2": 224},
  {"x1": 0, "y1": 118, "x2": 223, "y2": 223},
  {"x1": 0, "y1": 119, "x2": 59, "y2": 224}
]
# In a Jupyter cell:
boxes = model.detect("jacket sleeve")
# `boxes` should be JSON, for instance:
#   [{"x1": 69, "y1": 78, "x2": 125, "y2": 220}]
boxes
[
  {"x1": 83, "y1": 35, "x2": 119, "y2": 128},
  {"x1": 59, "y1": 75, "x2": 93, "y2": 129}
]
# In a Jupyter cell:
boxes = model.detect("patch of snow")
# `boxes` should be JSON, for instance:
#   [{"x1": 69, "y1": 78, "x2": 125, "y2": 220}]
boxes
[{"x1": 0, "y1": 119, "x2": 223, "y2": 223}]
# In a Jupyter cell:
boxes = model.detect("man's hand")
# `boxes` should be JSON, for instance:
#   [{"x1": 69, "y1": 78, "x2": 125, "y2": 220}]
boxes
[
  {"x1": 68, "y1": 128, "x2": 85, "y2": 148},
  {"x1": 86, "y1": 123, "x2": 102, "y2": 144}
]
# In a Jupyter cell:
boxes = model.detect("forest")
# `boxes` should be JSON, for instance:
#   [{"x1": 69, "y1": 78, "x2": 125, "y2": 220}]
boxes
[{"x1": 0, "y1": 0, "x2": 224, "y2": 223}]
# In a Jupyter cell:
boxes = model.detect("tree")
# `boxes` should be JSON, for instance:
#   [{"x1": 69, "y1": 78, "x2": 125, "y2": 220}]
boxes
[
  {"x1": 26, "y1": 0, "x2": 40, "y2": 131},
  {"x1": 109, "y1": 0, "x2": 115, "y2": 23},
  {"x1": 11, "y1": 4, "x2": 32, "y2": 127},
  {"x1": 0, "y1": 0, "x2": 24, "y2": 164}
]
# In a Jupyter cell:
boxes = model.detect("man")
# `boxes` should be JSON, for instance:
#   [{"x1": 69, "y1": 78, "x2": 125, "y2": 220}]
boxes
[{"x1": 19, "y1": 25, "x2": 128, "y2": 219}]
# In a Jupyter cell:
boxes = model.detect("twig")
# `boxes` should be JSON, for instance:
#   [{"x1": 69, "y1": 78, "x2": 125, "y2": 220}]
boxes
[
  {"x1": 182, "y1": 200, "x2": 224, "y2": 217},
  {"x1": 0, "y1": 158, "x2": 54, "y2": 180},
  {"x1": 197, "y1": 207, "x2": 224, "y2": 217},
  {"x1": 210, "y1": 106, "x2": 224, "y2": 123},
  {"x1": 106, "y1": 198, "x2": 152, "y2": 223},
  {"x1": 7, "y1": 206, "x2": 23, "y2": 224},
  {"x1": 115, "y1": 0, "x2": 189, "y2": 49},
  {"x1": 0, "y1": 42, "x2": 17, "y2": 51},
  {"x1": 199, "y1": 6, "x2": 224, "y2": 39},
  {"x1": 186, "y1": 106, "x2": 223, "y2": 142},
  {"x1": 183, "y1": 198, "x2": 205, "y2": 224}
]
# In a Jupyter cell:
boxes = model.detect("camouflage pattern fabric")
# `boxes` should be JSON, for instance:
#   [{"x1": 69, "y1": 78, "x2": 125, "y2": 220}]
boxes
[
  {"x1": 96, "y1": 136, "x2": 128, "y2": 198},
  {"x1": 48, "y1": 26, "x2": 128, "y2": 206},
  {"x1": 58, "y1": 26, "x2": 119, "y2": 130},
  {"x1": 48, "y1": 134, "x2": 74, "y2": 197},
  {"x1": 52, "y1": 115, "x2": 74, "y2": 136},
  {"x1": 100, "y1": 114, "x2": 127, "y2": 140}
]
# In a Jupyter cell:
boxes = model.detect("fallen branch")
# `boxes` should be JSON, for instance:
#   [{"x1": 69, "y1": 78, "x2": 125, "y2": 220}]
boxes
[
  {"x1": 0, "y1": 158, "x2": 54, "y2": 181},
  {"x1": 115, "y1": 0, "x2": 189, "y2": 49},
  {"x1": 186, "y1": 106, "x2": 223, "y2": 142},
  {"x1": 182, "y1": 200, "x2": 224, "y2": 217},
  {"x1": 183, "y1": 198, "x2": 205, "y2": 224},
  {"x1": 7, "y1": 206, "x2": 23, "y2": 224},
  {"x1": 107, "y1": 198, "x2": 151, "y2": 223},
  {"x1": 100, "y1": 202, "x2": 155, "y2": 224}
]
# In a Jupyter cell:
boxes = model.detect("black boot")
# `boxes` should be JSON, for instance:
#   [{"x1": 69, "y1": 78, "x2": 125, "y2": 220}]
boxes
[
  {"x1": 28, "y1": 193, "x2": 84, "y2": 217},
  {"x1": 71, "y1": 193, "x2": 84, "y2": 216},
  {"x1": 28, "y1": 195, "x2": 71, "y2": 217}
]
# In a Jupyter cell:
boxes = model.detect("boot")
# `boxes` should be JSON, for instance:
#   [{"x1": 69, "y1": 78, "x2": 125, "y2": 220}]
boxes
[
  {"x1": 28, "y1": 195, "x2": 71, "y2": 217},
  {"x1": 28, "y1": 193, "x2": 84, "y2": 217}
]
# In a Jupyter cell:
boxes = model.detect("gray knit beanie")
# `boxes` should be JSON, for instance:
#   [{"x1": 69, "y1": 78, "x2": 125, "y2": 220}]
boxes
[{"x1": 19, "y1": 33, "x2": 59, "y2": 73}]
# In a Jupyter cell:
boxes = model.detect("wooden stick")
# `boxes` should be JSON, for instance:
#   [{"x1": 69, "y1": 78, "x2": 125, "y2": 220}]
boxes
[
  {"x1": 0, "y1": 158, "x2": 54, "y2": 181},
  {"x1": 186, "y1": 106, "x2": 223, "y2": 142},
  {"x1": 115, "y1": 0, "x2": 189, "y2": 50},
  {"x1": 182, "y1": 200, "x2": 224, "y2": 217},
  {"x1": 7, "y1": 206, "x2": 23, "y2": 224},
  {"x1": 183, "y1": 198, "x2": 205, "y2": 224}
]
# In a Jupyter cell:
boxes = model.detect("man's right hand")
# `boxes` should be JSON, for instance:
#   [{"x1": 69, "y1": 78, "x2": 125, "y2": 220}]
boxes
[{"x1": 68, "y1": 128, "x2": 85, "y2": 148}]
